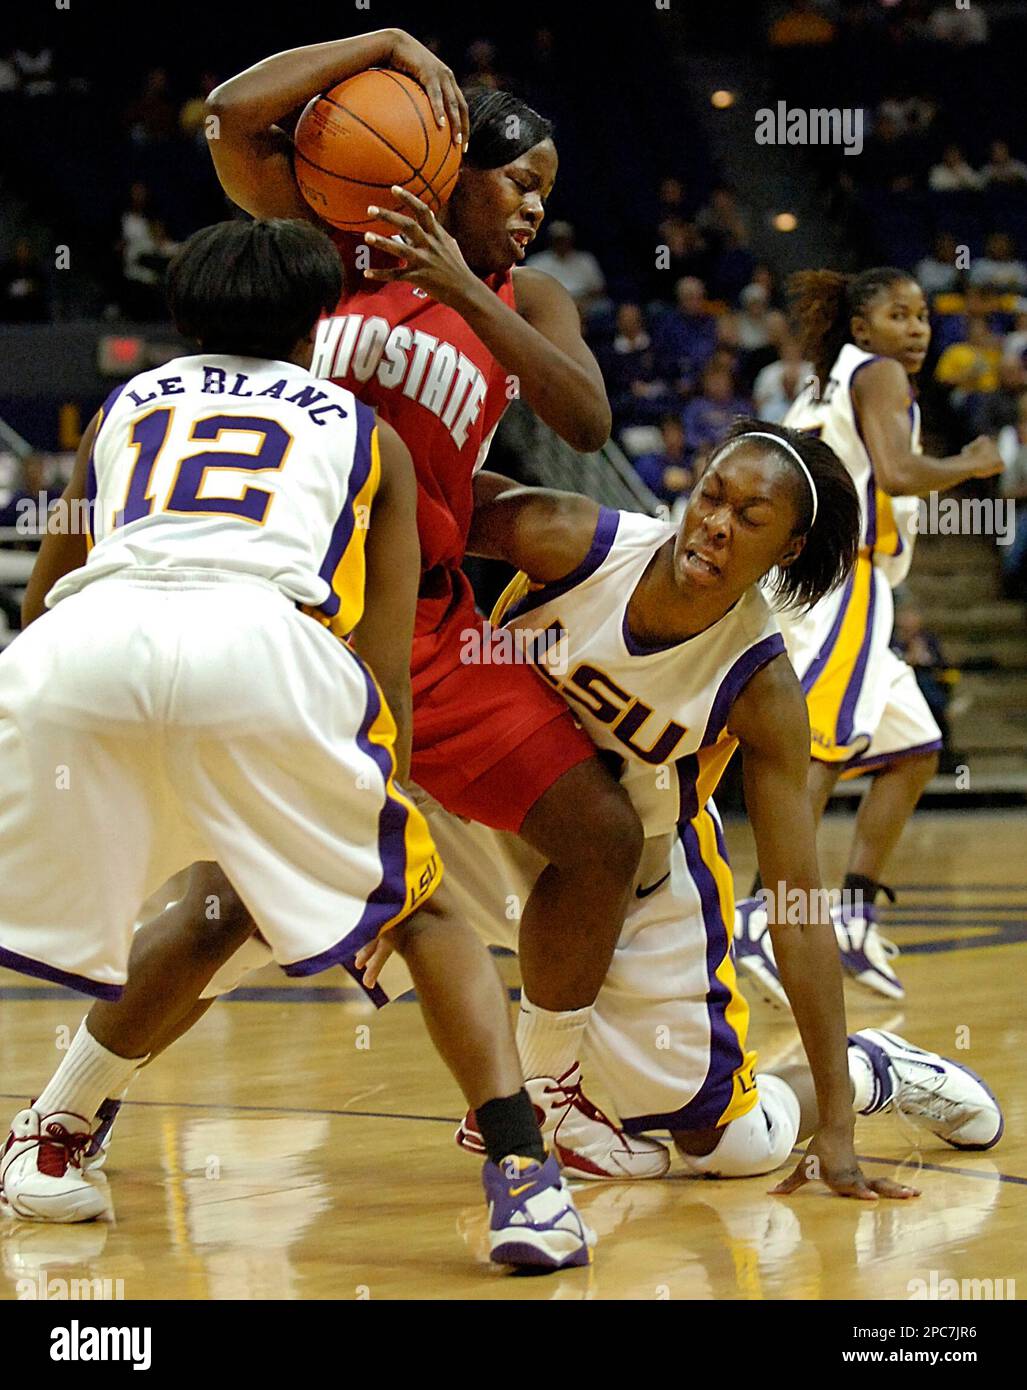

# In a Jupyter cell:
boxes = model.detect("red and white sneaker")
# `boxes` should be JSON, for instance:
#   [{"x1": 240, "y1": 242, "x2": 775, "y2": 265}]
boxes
[
  {"x1": 0, "y1": 1109, "x2": 109, "y2": 1223},
  {"x1": 456, "y1": 1064, "x2": 670, "y2": 1180}
]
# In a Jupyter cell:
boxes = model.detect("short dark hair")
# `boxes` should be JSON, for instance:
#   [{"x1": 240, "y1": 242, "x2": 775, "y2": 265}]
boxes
[
  {"x1": 462, "y1": 87, "x2": 555, "y2": 169},
  {"x1": 166, "y1": 219, "x2": 343, "y2": 360},
  {"x1": 711, "y1": 417, "x2": 861, "y2": 611}
]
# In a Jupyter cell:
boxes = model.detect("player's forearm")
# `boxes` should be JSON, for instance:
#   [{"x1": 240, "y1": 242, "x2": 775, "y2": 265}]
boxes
[
  {"x1": 383, "y1": 678, "x2": 413, "y2": 785},
  {"x1": 770, "y1": 911, "x2": 854, "y2": 1129},
  {"x1": 877, "y1": 449, "x2": 985, "y2": 497},
  {"x1": 455, "y1": 279, "x2": 611, "y2": 452},
  {"x1": 208, "y1": 31, "x2": 398, "y2": 133}
]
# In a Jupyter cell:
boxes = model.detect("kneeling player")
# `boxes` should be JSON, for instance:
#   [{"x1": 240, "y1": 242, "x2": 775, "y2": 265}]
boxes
[
  {"x1": 369, "y1": 424, "x2": 1002, "y2": 1184},
  {"x1": 0, "y1": 220, "x2": 591, "y2": 1270}
]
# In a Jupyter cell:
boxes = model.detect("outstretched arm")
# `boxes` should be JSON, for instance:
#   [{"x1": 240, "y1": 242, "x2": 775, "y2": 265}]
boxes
[
  {"x1": 729, "y1": 655, "x2": 876, "y2": 1198},
  {"x1": 854, "y1": 358, "x2": 1001, "y2": 495},
  {"x1": 467, "y1": 471, "x2": 601, "y2": 581},
  {"x1": 206, "y1": 31, "x2": 468, "y2": 220}
]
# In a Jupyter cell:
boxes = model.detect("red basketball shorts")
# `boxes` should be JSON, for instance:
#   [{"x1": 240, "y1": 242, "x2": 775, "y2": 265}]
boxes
[{"x1": 410, "y1": 604, "x2": 595, "y2": 834}]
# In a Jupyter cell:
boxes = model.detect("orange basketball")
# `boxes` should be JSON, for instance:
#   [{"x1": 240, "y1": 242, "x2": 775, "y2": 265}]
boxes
[{"x1": 293, "y1": 69, "x2": 463, "y2": 235}]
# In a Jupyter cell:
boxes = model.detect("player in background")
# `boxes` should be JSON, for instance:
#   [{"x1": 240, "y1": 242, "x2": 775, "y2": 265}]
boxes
[
  {"x1": 99, "y1": 27, "x2": 665, "y2": 1174},
  {"x1": 733, "y1": 269, "x2": 1004, "y2": 1007},
  {"x1": 0, "y1": 220, "x2": 593, "y2": 1272}
]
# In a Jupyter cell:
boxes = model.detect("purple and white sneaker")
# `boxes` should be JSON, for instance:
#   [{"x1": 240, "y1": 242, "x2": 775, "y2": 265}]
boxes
[
  {"x1": 833, "y1": 899, "x2": 904, "y2": 1000},
  {"x1": 733, "y1": 897, "x2": 790, "y2": 1011},
  {"x1": 850, "y1": 1029, "x2": 1003, "y2": 1150},
  {"x1": 483, "y1": 1153, "x2": 595, "y2": 1270}
]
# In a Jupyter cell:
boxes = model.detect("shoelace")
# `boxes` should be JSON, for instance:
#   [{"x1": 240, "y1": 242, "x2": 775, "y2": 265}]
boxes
[
  {"x1": 895, "y1": 1075, "x2": 972, "y2": 1125},
  {"x1": 20, "y1": 1123, "x2": 92, "y2": 1180},
  {"x1": 544, "y1": 1073, "x2": 627, "y2": 1136}
]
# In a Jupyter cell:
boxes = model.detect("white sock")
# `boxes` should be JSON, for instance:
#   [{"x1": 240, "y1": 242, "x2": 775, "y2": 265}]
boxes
[
  {"x1": 847, "y1": 1042, "x2": 876, "y2": 1114},
  {"x1": 35, "y1": 1021, "x2": 146, "y2": 1123},
  {"x1": 516, "y1": 996, "x2": 592, "y2": 1082},
  {"x1": 95, "y1": 1071, "x2": 137, "y2": 1122}
]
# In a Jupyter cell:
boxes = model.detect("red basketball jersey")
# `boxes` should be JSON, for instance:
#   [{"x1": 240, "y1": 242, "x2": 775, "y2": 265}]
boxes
[{"x1": 311, "y1": 273, "x2": 516, "y2": 684}]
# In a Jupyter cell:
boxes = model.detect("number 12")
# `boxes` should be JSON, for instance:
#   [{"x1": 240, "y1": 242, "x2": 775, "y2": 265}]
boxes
[{"x1": 118, "y1": 409, "x2": 292, "y2": 528}]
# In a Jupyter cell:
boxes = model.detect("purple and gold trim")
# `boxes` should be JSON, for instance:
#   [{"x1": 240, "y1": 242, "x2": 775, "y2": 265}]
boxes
[
  {"x1": 621, "y1": 606, "x2": 691, "y2": 657},
  {"x1": 86, "y1": 383, "x2": 128, "y2": 544},
  {"x1": 311, "y1": 400, "x2": 376, "y2": 626},
  {"x1": 839, "y1": 737, "x2": 943, "y2": 778},
  {"x1": 700, "y1": 633, "x2": 786, "y2": 746},
  {"x1": 836, "y1": 566, "x2": 877, "y2": 746},
  {"x1": 0, "y1": 945, "x2": 123, "y2": 1002},
  {"x1": 799, "y1": 568, "x2": 855, "y2": 695},
  {"x1": 849, "y1": 354, "x2": 885, "y2": 552},
  {"x1": 283, "y1": 659, "x2": 408, "y2": 981},
  {"x1": 620, "y1": 818, "x2": 742, "y2": 1134},
  {"x1": 675, "y1": 751, "x2": 700, "y2": 824},
  {"x1": 502, "y1": 506, "x2": 620, "y2": 623}
]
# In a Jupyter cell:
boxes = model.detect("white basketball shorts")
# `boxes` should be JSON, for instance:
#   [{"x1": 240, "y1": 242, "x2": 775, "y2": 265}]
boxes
[
  {"x1": 0, "y1": 568, "x2": 440, "y2": 999},
  {"x1": 776, "y1": 555, "x2": 942, "y2": 771}
]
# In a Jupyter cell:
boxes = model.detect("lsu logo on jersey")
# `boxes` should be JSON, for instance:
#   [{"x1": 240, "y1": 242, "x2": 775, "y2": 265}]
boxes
[{"x1": 534, "y1": 624, "x2": 689, "y2": 765}]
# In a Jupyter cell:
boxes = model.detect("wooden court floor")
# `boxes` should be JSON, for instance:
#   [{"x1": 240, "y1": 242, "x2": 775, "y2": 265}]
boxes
[{"x1": 1, "y1": 810, "x2": 1024, "y2": 1301}]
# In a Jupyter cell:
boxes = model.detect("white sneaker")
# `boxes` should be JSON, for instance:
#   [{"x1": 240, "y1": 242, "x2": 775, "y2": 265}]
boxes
[
  {"x1": 732, "y1": 897, "x2": 790, "y2": 1011},
  {"x1": 0, "y1": 1110, "x2": 110, "y2": 1223},
  {"x1": 850, "y1": 1030, "x2": 1003, "y2": 1150},
  {"x1": 456, "y1": 1064, "x2": 671, "y2": 1180},
  {"x1": 833, "y1": 901, "x2": 904, "y2": 1000}
]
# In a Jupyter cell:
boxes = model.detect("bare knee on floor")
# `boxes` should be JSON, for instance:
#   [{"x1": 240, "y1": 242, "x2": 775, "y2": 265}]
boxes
[{"x1": 671, "y1": 1125, "x2": 723, "y2": 1158}]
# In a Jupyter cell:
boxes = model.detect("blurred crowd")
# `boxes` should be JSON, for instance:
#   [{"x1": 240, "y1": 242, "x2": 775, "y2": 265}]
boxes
[
  {"x1": 2, "y1": 8, "x2": 1026, "y2": 614},
  {"x1": 0, "y1": 50, "x2": 220, "y2": 323}
]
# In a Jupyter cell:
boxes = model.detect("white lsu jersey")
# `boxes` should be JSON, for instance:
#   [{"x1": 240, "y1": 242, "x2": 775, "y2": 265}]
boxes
[
  {"x1": 493, "y1": 508, "x2": 786, "y2": 838},
  {"x1": 784, "y1": 342, "x2": 921, "y2": 587},
  {"x1": 49, "y1": 354, "x2": 380, "y2": 636}
]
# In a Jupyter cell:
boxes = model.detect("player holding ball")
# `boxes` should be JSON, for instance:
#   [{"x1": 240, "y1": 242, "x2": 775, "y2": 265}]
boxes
[{"x1": 121, "y1": 25, "x2": 673, "y2": 1178}]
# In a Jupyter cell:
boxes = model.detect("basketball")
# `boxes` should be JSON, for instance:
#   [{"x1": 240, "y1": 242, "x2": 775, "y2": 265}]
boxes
[
  {"x1": 6, "y1": 1, "x2": 1027, "y2": 1339},
  {"x1": 293, "y1": 69, "x2": 463, "y2": 234}
]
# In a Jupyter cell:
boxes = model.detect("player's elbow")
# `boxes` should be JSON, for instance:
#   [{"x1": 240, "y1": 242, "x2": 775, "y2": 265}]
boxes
[
  {"x1": 872, "y1": 455, "x2": 915, "y2": 495},
  {"x1": 566, "y1": 397, "x2": 612, "y2": 454},
  {"x1": 204, "y1": 89, "x2": 249, "y2": 140}
]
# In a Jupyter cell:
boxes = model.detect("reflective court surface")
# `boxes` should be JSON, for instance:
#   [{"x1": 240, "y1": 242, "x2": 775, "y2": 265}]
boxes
[{"x1": 1, "y1": 811, "x2": 1024, "y2": 1301}]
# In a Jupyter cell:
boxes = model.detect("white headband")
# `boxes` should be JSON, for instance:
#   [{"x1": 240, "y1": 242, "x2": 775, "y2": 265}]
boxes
[{"x1": 719, "y1": 431, "x2": 819, "y2": 529}]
